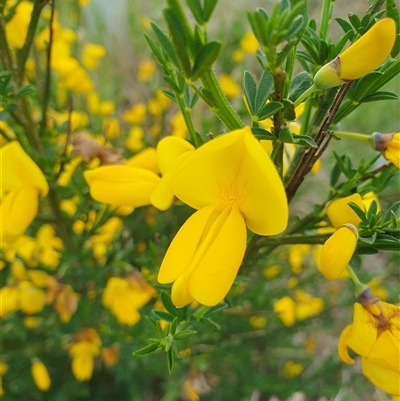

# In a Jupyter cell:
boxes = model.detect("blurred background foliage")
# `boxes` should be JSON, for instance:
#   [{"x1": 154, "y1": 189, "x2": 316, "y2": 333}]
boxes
[{"x1": 0, "y1": 0, "x2": 399, "y2": 400}]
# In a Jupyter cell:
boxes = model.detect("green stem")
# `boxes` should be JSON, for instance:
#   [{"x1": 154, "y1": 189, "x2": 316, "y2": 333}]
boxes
[
  {"x1": 319, "y1": 0, "x2": 334, "y2": 40},
  {"x1": 293, "y1": 84, "x2": 318, "y2": 108},
  {"x1": 16, "y1": 0, "x2": 48, "y2": 83},
  {"x1": 333, "y1": 131, "x2": 370, "y2": 141},
  {"x1": 200, "y1": 70, "x2": 244, "y2": 130},
  {"x1": 176, "y1": 93, "x2": 201, "y2": 147},
  {"x1": 0, "y1": 14, "x2": 14, "y2": 73},
  {"x1": 346, "y1": 266, "x2": 368, "y2": 295}
]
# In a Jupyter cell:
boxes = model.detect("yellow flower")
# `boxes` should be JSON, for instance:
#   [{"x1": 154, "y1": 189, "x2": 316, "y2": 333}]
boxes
[
  {"x1": 249, "y1": 316, "x2": 267, "y2": 329},
  {"x1": 82, "y1": 44, "x2": 106, "y2": 70},
  {"x1": 101, "y1": 344, "x2": 120, "y2": 367},
  {"x1": 314, "y1": 18, "x2": 396, "y2": 89},
  {"x1": 274, "y1": 296, "x2": 296, "y2": 327},
  {"x1": 319, "y1": 224, "x2": 358, "y2": 280},
  {"x1": 158, "y1": 127, "x2": 288, "y2": 306},
  {"x1": 18, "y1": 281, "x2": 46, "y2": 314},
  {"x1": 125, "y1": 126, "x2": 144, "y2": 152},
  {"x1": 240, "y1": 31, "x2": 258, "y2": 54},
  {"x1": 122, "y1": 104, "x2": 147, "y2": 125},
  {"x1": 5, "y1": 1, "x2": 33, "y2": 48},
  {"x1": 47, "y1": 282, "x2": 80, "y2": 323},
  {"x1": 326, "y1": 193, "x2": 365, "y2": 229},
  {"x1": 294, "y1": 289, "x2": 324, "y2": 321},
  {"x1": 137, "y1": 60, "x2": 156, "y2": 81},
  {"x1": 84, "y1": 165, "x2": 160, "y2": 207},
  {"x1": 338, "y1": 300, "x2": 400, "y2": 396},
  {"x1": 31, "y1": 360, "x2": 51, "y2": 391},
  {"x1": 219, "y1": 74, "x2": 241, "y2": 98},
  {"x1": 0, "y1": 286, "x2": 19, "y2": 318},
  {"x1": 283, "y1": 360, "x2": 304, "y2": 378},
  {"x1": 171, "y1": 112, "x2": 187, "y2": 138},
  {"x1": 371, "y1": 132, "x2": 400, "y2": 168},
  {"x1": 289, "y1": 244, "x2": 311, "y2": 274},
  {"x1": 126, "y1": 147, "x2": 159, "y2": 174},
  {"x1": 262, "y1": 265, "x2": 280, "y2": 279},
  {"x1": 1, "y1": 142, "x2": 48, "y2": 242},
  {"x1": 102, "y1": 117, "x2": 120, "y2": 139}
]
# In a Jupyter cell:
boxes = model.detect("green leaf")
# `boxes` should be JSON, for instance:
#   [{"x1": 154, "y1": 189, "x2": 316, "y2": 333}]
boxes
[
  {"x1": 292, "y1": 134, "x2": 317, "y2": 147},
  {"x1": 333, "y1": 30, "x2": 354, "y2": 56},
  {"x1": 167, "y1": 348, "x2": 174, "y2": 373},
  {"x1": 257, "y1": 101, "x2": 283, "y2": 121},
  {"x1": 375, "y1": 234, "x2": 399, "y2": 243},
  {"x1": 151, "y1": 22, "x2": 179, "y2": 68},
  {"x1": 144, "y1": 33, "x2": 165, "y2": 66},
  {"x1": 353, "y1": 72, "x2": 383, "y2": 101},
  {"x1": 255, "y1": 71, "x2": 273, "y2": 113},
  {"x1": 200, "y1": 317, "x2": 221, "y2": 330},
  {"x1": 0, "y1": 110, "x2": 10, "y2": 121},
  {"x1": 203, "y1": 303, "x2": 228, "y2": 317},
  {"x1": 360, "y1": 91, "x2": 398, "y2": 103},
  {"x1": 282, "y1": 99, "x2": 296, "y2": 120},
  {"x1": 348, "y1": 13, "x2": 361, "y2": 32},
  {"x1": 349, "y1": 254, "x2": 362, "y2": 271},
  {"x1": 335, "y1": 17, "x2": 355, "y2": 34},
  {"x1": 161, "y1": 90, "x2": 177, "y2": 102},
  {"x1": 358, "y1": 233, "x2": 377, "y2": 245},
  {"x1": 278, "y1": 127, "x2": 294, "y2": 143},
  {"x1": 385, "y1": 201, "x2": 400, "y2": 221},
  {"x1": 329, "y1": 162, "x2": 342, "y2": 186},
  {"x1": 186, "y1": 0, "x2": 203, "y2": 24},
  {"x1": 348, "y1": 202, "x2": 368, "y2": 222},
  {"x1": 288, "y1": 71, "x2": 312, "y2": 102},
  {"x1": 279, "y1": 0, "x2": 290, "y2": 12},
  {"x1": 199, "y1": 87, "x2": 215, "y2": 107},
  {"x1": 174, "y1": 330, "x2": 197, "y2": 340},
  {"x1": 286, "y1": 15, "x2": 304, "y2": 40},
  {"x1": 14, "y1": 85, "x2": 35, "y2": 99},
  {"x1": 163, "y1": 76, "x2": 180, "y2": 92},
  {"x1": 251, "y1": 128, "x2": 275, "y2": 140},
  {"x1": 164, "y1": 9, "x2": 192, "y2": 77},
  {"x1": 203, "y1": 0, "x2": 219, "y2": 22},
  {"x1": 152, "y1": 310, "x2": 174, "y2": 322},
  {"x1": 160, "y1": 290, "x2": 183, "y2": 320},
  {"x1": 133, "y1": 342, "x2": 160, "y2": 356},
  {"x1": 243, "y1": 71, "x2": 257, "y2": 115},
  {"x1": 191, "y1": 41, "x2": 221, "y2": 81}
]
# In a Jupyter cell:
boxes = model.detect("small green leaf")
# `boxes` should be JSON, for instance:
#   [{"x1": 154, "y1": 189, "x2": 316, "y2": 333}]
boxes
[
  {"x1": 174, "y1": 330, "x2": 197, "y2": 340},
  {"x1": 203, "y1": 303, "x2": 228, "y2": 317},
  {"x1": 163, "y1": 76, "x2": 180, "y2": 92},
  {"x1": 278, "y1": 127, "x2": 294, "y2": 143},
  {"x1": 286, "y1": 15, "x2": 304, "y2": 40},
  {"x1": 186, "y1": 0, "x2": 204, "y2": 24},
  {"x1": 335, "y1": 17, "x2": 355, "y2": 34},
  {"x1": 282, "y1": 99, "x2": 296, "y2": 120},
  {"x1": 133, "y1": 342, "x2": 160, "y2": 356},
  {"x1": 292, "y1": 135, "x2": 317, "y2": 147},
  {"x1": 152, "y1": 310, "x2": 174, "y2": 322},
  {"x1": 160, "y1": 290, "x2": 183, "y2": 320},
  {"x1": 161, "y1": 90, "x2": 177, "y2": 102},
  {"x1": 329, "y1": 162, "x2": 342, "y2": 186},
  {"x1": 167, "y1": 348, "x2": 174, "y2": 373},
  {"x1": 203, "y1": 0, "x2": 219, "y2": 22},
  {"x1": 257, "y1": 101, "x2": 283, "y2": 121},
  {"x1": 144, "y1": 33, "x2": 165, "y2": 66},
  {"x1": 348, "y1": 202, "x2": 368, "y2": 222},
  {"x1": 251, "y1": 128, "x2": 275, "y2": 140},
  {"x1": 200, "y1": 317, "x2": 221, "y2": 330},
  {"x1": 348, "y1": 13, "x2": 361, "y2": 32},
  {"x1": 360, "y1": 91, "x2": 398, "y2": 103},
  {"x1": 358, "y1": 233, "x2": 377, "y2": 245},
  {"x1": 288, "y1": 71, "x2": 312, "y2": 102},
  {"x1": 151, "y1": 22, "x2": 179, "y2": 68},
  {"x1": 255, "y1": 71, "x2": 273, "y2": 113},
  {"x1": 353, "y1": 72, "x2": 384, "y2": 101},
  {"x1": 243, "y1": 71, "x2": 257, "y2": 115},
  {"x1": 191, "y1": 41, "x2": 221, "y2": 81},
  {"x1": 349, "y1": 254, "x2": 362, "y2": 271}
]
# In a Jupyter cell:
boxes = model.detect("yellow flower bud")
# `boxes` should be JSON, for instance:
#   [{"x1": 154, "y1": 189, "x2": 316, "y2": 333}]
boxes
[
  {"x1": 31, "y1": 360, "x2": 51, "y2": 391},
  {"x1": 326, "y1": 193, "x2": 365, "y2": 228},
  {"x1": 371, "y1": 132, "x2": 400, "y2": 168},
  {"x1": 314, "y1": 18, "x2": 396, "y2": 89},
  {"x1": 319, "y1": 224, "x2": 358, "y2": 280}
]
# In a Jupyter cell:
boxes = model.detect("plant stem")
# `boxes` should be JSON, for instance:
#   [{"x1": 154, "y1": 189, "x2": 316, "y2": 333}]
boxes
[
  {"x1": 319, "y1": 0, "x2": 334, "y2": 40},
  {"x1": 333, "y1": 131, "x2": 370, "y2": 141},
  {"x1": 176, "y1": 92, "x2": 201, "y2": 147},
  {"x1": 293, "y1": 84, "x2": 318, "y2": 108},
  {"x1": 0, "y1": 14, "x2": 14, "y2": 73},
  {"x1": 200, "y1": 70, "x2": 244, "y2": 130},
  {"x1": 346, "y1": 266, "x2": 368, "y2": 295},
  {"x1": 283, "y1": 47, "x2": 296, "y2": 98}
]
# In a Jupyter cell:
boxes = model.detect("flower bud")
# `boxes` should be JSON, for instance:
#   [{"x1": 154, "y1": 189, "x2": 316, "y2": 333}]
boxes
[
  {"x1": 371, "y1": 132, "x2": 400, "y2": 168},
  {"x1": 31, "y1": 360, "x2": 51, "y2": 391},
  {"x1": 314, "y1": 18, "x2": 396, "y2": 89}
]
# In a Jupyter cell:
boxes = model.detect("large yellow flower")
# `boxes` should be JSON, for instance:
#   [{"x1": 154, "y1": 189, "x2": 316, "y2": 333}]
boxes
[
  {"x1": 314, "y1": 18, "x2": 396, "y2": 89},
  {"x1": 338, "y1": 301, "x2": 400, "y2": 396},
  {"x1": 158, "y1": 127, "x2": 288, "y2": 306},
  {"x1": 1, "y1": 142, "x2": 48, "y2": 242}
]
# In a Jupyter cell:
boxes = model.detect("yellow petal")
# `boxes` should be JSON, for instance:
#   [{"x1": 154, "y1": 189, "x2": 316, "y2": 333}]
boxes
[
  {"x1": 158, "y1": 205, "x2": 216, "y2": 284},
  {"x1": 156, "y1": 136, "x2": 195, "y2": 175},
  {"x1": 362, "y1": 358, "x2": 400, "y2": 396},
  {"x1": 0, "y1": 186, "x2": 39, "y2": 241},
  {"x1": 339, "y1": 18, "x2": 396, "y2": 80},
  {"x1": 171, "y1": 274, "x2": 195, "y2": 307},
  {"x1": 1, "y1": 141, "x2": 48, "y2": 195},
  {"x1": 31, "y1": 360, "x2": 51, "y2": 391},
  {"x1": 84, "y1": 165, "x2": 160, "y2": 207},
  {"x1": 384, "y1": 133, "x2": 400, "y2": 168},
  {"x1": 326, "y1": 194, "x2": 365, "y2": 228},
  {"x1": 367, "y1": 329, "x2": 400, "y2": 373},
  {"x1": 188, "y1": 203, "x2": 246, "y2": 306},
  {"x1": 172, "y1": 127, "x2": 288, "y2": 235},
  {"x1": 338, "y1": 325, "x2": 356, "y2": 364},
  {"x1": 319, "y1": 225, "x2": 357, "y2": 280},
  {"x1": 126, "y1": 147, "x2": 159, "y2": 173}
]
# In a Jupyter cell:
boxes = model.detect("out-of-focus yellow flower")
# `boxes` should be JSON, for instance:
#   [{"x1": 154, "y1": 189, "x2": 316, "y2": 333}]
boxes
[
  {"x1": 31, "y1": 360, "x2": 51, "y2": 391},
  {"x1": 314, "y1": 18, "x2": 396, "y2": 89},
  {"x1": 148, "y1": 91, "x2": 171, "y2": 117},
  {"x1": 60, "y1": 197, "x2": 79, "y2": 217},
  {"x1": 5, "y1": 1, "x2": 33, "y2": 48},
  {"x1": 0, "y1": 286, "x2": 19, "y2": 318},
  {"x1": 125, "y1": 126, "x2": 145, "y2": 152},
  {"x1": 249, "y1": 316, "x2": 267, "y2": 329},
  {"x1": 262, "y1": 265, "x2": 280, "y2": 279},
  {"x1": 68, "y1": 329, "x2": 101, "y2": 382},
  {"x1": 57, "y1": 156, "x2": 82, "y2": 187},
  {"x1": 27, "y1": 269, "x2": 51, "y2": 287},
  {"x1": 82, "y1": 43, "x2": 106, "y2": 70},
  {"x1": 101, "y1": 344, "x2": 120, "y2": 367},
  {"x1": 158, "y1": 127, "x2": 288, "y2": 307},
  {"x1": 126, "y1": 147, "x2": 159, "y2": 173},
  {"x1": 0, "y1": 362, "x2": 8, "y2": 375},
  {"x1": 326, "y1": 193, "x2": 365, "y2": 229},
  {"x1": 18, "y1": 281, "x2": 46, "y2": 314},
  {"x1": 122, "y1": 104, "x2": 147, "y2": 125},
  {"x1": 289, "y1": 244, "x2": 311, "y2": 274},
  {"x1": 240, "y1": 31, "x2": 258, "y2": 54},
  {"x1": 35, "y1": 224, "x2": 63, "y2": 269},
  {"x1": 319, "y1": 224, "x2": 358, "y2": 280},
  {"x1": 294, "y1": 289, "x2": 324, "y2": 321},
  {"x1": 371, "y1": 132, "x2": 400, "y2": 168},
  {"x1": 219, "y1": 74, "x2": 241, "y2": 98},
  {"x1": 79, "y1": 0, "x2": 90, "y2": 6},
  {"x1": 232, "y1": 49, "x2": 244, "y2": 63},
  {"x1": 47, "y1": 280, "x2": 80, "y2": 323},
  {"x1": 338, "y1": 299, "x2": 400, "y2": 396},
  {"x1": 84, "y1": 165, "x2": 160, "y2": 207},
  {"x1": 171, "y1": 112, "x2": 187, "y2": 138},
  {"x1": 0, "y1": 142, "x2": 48, "y2": 242},
  {"x1": 137, "y1": 60, "x2": 156, "y2": 81},
  {"x1": 103, "y1": 117, "x2": 120, "y2": 139},
  {"x1": 102, "y1": 272, "x2": 155, "y2": 325},
  {"x1": 11, "y1": 260, "x2": 27, "y2": 280},
  {"x1": 274, "y1": 296, "x2": 296, "y2": 327},
  {"x1": 24, "y1": 316, "x2": 42, "y2": 328},
  {"x1": 283, "y1": 360, "x2": 304, "y2": 378},
  {"x1": 367, "y1": 278, "x2": 388, "y2": 301}
]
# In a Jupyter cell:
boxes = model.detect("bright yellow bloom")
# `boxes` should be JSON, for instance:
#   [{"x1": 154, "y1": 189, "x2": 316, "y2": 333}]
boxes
[
  {"x1": 151, "y1": 136, "x2": 195, "y2": 211},
  {"x1": 274, "y1": 296, "x2": 296, "y2": 327},
  {"x1": 240, "y1": 31, "x2": 259, "y2": 54},
  {"x1": 122, "y1": 104, "x2": 147, "y2": 125},
  {"x1": 126, "y1": 147, "x2": 159, "y2": 174},
  {"x1": 289, "y1": 244, "x2": 311, "y2": 274},
  {"x1": 1, "y1": 142, "x2": 48, "y2": 242},
  {"x1": 326, "y1": 193, "x2": 365, "y2": 228},
  {"x1": 319, "y1": 224, "x2": 358, "y2": 280},
  {"x1": 159, "y1": 127, "x2": 288, "y2": 306},
  {"x1": 338, "y1": 300, "x2": 400, "y2": 396},
  {"x1": 82, "y1": 43, "x2": 106, "y2": 70},
  {"x1": 219, "y1": 74, "x2": 241, "y2": 98},
  {"x1": 84, "y1": 165, "x2": 160, "y2": 207},
  {"x1": 314, "y1": 18, "x2": 396, "y2": 89},
  {"x1": 294, "y1": 289, "x2": 324, "y2": 321},
  {"x1": 31, "y1": 360, "x2": 51, "y2": 391},
  {"x1": 371, "y1": 132, "x2": 400, "y2": 168},
  {"x1": 137, "y1": 60, "x2": 156, "y2": 81},
  {"x1": 0, "y1": 286, "x2": 19, "y2": 318}
]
